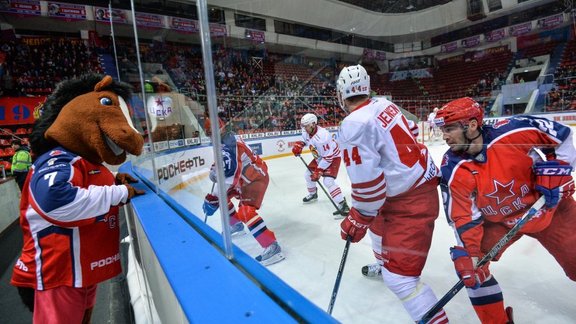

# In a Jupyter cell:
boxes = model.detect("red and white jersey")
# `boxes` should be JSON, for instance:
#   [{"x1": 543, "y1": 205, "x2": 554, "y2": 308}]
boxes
[
  {"x1": 301, "y1": 126, "x2": 340, "y2": 170},
  {"x1": 440, "y1": 116, "x2": 576, "y2": 256},
  {"x1": 11, "y1": 147, "x2": 128, "y2": 290},
  {"x1": 338, "y1": 97, "x2": 438, "y2": 216}
]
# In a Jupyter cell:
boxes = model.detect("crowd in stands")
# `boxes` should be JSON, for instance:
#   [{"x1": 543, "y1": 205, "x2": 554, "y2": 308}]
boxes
[
  {"x1": 0, "y1": 38, "x2": 102, "y2": 97},
  {"x1": 3, "y1": 34, "x2": 576, "y2": 139},
  {"x1": 548, "y1": 38, "x2": 576, "y2": 111}
]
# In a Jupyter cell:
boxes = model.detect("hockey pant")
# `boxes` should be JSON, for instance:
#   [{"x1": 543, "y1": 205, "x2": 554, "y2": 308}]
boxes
[
  {"x1": 304, "y1": 158, "x2": 344, "y2": 204},
  {"x1": 225, "y1": 174, "x2": 276, "y2": 249},
  {"x1": 368, "y1": 178, "x2": 447, "y2": 322}
]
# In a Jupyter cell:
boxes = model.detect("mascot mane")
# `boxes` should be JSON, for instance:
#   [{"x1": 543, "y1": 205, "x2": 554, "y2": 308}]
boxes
[{"x1": 30, "y1": 74, "x2": 132, "y2": 156}]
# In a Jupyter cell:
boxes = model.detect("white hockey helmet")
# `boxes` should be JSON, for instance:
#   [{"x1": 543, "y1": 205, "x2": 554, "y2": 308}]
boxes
[
  {"x1": 336, "y1": 64, "x2": 370, "y2": 108},
  {"x1": 301, "y1": 113, "x2": 317, "y2": 128}
]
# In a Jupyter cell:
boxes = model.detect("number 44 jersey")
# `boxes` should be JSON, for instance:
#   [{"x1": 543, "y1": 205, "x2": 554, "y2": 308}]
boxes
[{"x1": 338, "y1": 97, "x2": 439, "y2": 216}]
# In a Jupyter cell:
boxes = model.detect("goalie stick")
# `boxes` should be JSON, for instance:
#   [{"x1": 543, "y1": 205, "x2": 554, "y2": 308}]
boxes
[
  {"x1": 298, "y1": 155, "x2": 347, "y2": 216},
  {"x1": 417, "y1": 195, "x2": 546, "y2": 324}
]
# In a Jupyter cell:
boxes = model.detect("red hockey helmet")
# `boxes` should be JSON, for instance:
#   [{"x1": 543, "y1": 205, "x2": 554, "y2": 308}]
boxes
[{"x1": 434, "y1": 97, "x2": 483, "y2": 128}]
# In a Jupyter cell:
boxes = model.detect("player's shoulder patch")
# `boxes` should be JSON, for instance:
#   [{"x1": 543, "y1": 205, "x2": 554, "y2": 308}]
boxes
[
  {"x1": 49, "y1": 149, "x2": 65, "y2": 156},
  {"x1": 441, "y1": 154, "x2": 450, "y2": 168},
  {"x1": 492, "y1": 119, "x2": 511, "y2": 129}
]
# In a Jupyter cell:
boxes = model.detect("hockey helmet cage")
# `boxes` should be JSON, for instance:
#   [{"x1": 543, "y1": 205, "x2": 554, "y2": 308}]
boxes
[
  {"x1": 336, "y1": 65, "x2": 370, "y2": 108},
  {"x1": 434, "y1": 97, "x2": 483, "y2": 128},
  {"x1": 301, "y1": 113, "x2": 318, "y2": 128}
]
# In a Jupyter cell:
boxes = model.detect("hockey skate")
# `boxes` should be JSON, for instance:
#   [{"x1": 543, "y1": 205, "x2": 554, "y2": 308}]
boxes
[
  {"x1": 506, "y1": 306, "x2": 514, "y2": 324},
  {"x1": 229, "y1": 222, "x2": 245, "y2": 237},
  {"x1": 255, "y1": 241, "x2": 285, "y2": 266},
  {"x1": 333, "y1": 199, "x2": 350, "y2": 219},
  {"x1": 302, "y1": 192, "x2": 318, "y2": 203},
  {"x1": 361, "y1": 263, "x2": 382, "y2": 279}
]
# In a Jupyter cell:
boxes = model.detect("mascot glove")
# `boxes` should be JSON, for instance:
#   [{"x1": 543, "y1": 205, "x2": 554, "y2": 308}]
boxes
[
  {"x1": 125, "y1": 184, "x2": 145, "y2": 202},
  {"x1": 116, "y1": 173, "x2": 138, "y2": 185},
  {"x1": 533, "y1": 160, "x2": 575, "y2": 208},
  {"x1": 340, "y1": 208, "x2": 373, "y2": 243},
  {"x1": 203, "y1": 194, "x2": 220, "y2": 217},
  {"x1": 450, "y1": 246, "x2": 490, "y2": 289},
  {"x1": 292, "y1": 141, "x2": 305, "y2": 156},
  {"x1": 311, "y1": 168, "x2": 324, "y2": 182}
]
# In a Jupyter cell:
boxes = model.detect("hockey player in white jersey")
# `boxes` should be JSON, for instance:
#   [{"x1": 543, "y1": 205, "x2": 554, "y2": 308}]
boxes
[
  {"x1": 427, "y1": 107, "x2": 441, "y2": 141},
  {"x1": 336, "y1": 64, "x2": 449, "y2": 323},
  {"x1": 292, "y1": 113, "x2": 350, "y2": 217}
]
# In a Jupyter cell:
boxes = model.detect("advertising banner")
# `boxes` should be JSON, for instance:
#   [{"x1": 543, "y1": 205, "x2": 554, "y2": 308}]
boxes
[
  {"x1": 47, "y1": 2, "x2": 86, "y2": 21},
  {"x1": 0, "y1": 97, "x2": 44, "y2": 126},
  {"x1": 0, "y1": 0, "x2": 40, "y2": 16}
]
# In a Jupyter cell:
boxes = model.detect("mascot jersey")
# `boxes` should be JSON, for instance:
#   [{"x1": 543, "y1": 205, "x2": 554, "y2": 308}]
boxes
[
  {"x1": 11, "y1": 147, "x2": 129, "y2": 290},
  {"x1": 440, "y1": 116, "x2": 576, "y2": 256}
]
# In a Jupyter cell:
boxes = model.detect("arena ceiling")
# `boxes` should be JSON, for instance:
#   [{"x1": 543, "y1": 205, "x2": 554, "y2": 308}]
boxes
[{"x1": 0, "y1": 0, "x2": 563, "y2": 60}]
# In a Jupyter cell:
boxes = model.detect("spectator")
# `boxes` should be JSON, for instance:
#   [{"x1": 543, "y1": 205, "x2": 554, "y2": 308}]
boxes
[{"x1": 11, "y1": 139, "x2": 31, "y2": 190}]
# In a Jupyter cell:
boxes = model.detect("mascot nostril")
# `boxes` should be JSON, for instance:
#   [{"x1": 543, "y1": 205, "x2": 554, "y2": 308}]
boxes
[{"x1": 11, "y1": 74, "x2": 146, "y2": 322}]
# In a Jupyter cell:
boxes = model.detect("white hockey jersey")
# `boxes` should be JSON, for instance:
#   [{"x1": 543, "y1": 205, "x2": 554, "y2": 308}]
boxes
[
  {"x1": 338, "y1": 97, "x2": 438, "y2": 216},
  {"x1": 301, "y1": 126, "x2": 340, "y2": 170}
]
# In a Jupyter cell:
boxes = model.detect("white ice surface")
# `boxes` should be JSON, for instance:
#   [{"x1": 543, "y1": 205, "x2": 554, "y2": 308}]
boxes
[{"x1": 173, "y1": 143, "x2": 576, "y2": 323}]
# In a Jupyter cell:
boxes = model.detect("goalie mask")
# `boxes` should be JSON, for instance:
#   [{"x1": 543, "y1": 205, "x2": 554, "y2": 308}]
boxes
[{"x1": 336, "y1": 64, "x2": 370, "y2": 109}]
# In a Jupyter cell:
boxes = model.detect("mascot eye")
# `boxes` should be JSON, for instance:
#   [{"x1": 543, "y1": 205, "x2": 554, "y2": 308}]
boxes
[{"x1": 100, "y1": 97, "x2": 113, "y2": 106}]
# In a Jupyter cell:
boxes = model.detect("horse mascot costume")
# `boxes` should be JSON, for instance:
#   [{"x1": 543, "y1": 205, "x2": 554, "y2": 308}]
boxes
[{"x1": 11, "y1": 74, "x2": 145, "y2": 324}]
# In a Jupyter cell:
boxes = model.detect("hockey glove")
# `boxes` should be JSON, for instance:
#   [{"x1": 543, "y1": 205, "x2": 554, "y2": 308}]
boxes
[
  {"x1": 203, "y1": 194, "x2": 220, "y2": 216},
  {"x1": 116, "y1": 173, "x2": 138, "y2": 185},
  {"x1": 311, "y1": 168, "x2": 324, "y2": 182},
  {"x1": 227, "y1": 186, "x2": 241, "y2": 200},
  {"x1": 292, "y1": 141, "x2": 305, "y2": 156},
  {"x1": 340, "y1": 208, "x2": 373, "y2": 243},
  {"x1": 450, "y1": 246, "x2": 490, "y2": 289},
  {"x1": 533, "y1": 160, "x2": 575, "y2": 208}
]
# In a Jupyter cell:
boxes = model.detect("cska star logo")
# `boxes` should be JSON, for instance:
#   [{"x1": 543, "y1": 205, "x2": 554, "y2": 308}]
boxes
[{"x1": 485, "y1": 179, "x2": 515, "y2": 205}]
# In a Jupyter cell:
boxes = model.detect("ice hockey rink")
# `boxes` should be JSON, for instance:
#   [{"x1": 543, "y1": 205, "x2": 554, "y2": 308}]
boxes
[{"x1": 172, "y1": 142, "x2": 576, "y2": 324}]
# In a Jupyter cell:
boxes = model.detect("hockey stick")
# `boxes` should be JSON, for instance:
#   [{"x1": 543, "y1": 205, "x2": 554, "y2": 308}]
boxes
[
  {"x1": 298, "y1": 155, "x2": 343, "y2": 215},
  {"x1": 204, "y1": 182, "x2": 216, "y2": 223},
  {"x1": 417, "y1": 195, "x2": 546, "y2": 324},
  {"x1": 327, "y1": 236, "x2": 352, "y2": 314}
]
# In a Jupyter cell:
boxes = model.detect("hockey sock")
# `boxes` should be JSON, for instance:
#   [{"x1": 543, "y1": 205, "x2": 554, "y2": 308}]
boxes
[
  {"x1": 238, "y1": 205, "x2": 276, "y2": 248},
  {"x1": 467, "y1": 276, "x2": 507, "y2": 324},
  {"x1": 381, "y1": 267, "x2": 448, "y2": 323}
]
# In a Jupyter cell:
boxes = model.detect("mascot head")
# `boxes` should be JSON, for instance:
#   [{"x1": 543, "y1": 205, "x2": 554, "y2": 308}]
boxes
[{"x1": 30, "y1": 74, "x2": 144, "y2": 165}]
